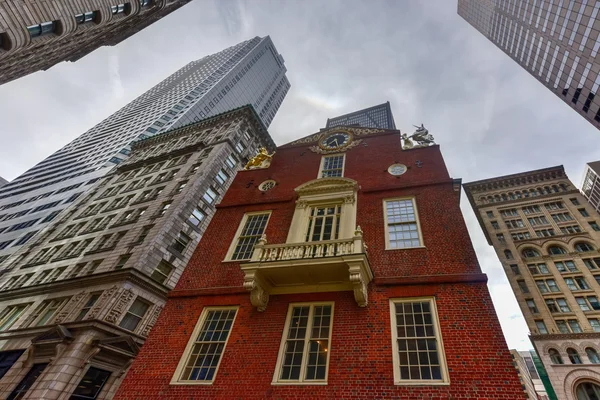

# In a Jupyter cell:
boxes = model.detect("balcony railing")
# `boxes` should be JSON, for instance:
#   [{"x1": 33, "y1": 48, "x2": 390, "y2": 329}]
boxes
[{"x1": 241, "y1": 227, "x2": 372, "y2": 311}]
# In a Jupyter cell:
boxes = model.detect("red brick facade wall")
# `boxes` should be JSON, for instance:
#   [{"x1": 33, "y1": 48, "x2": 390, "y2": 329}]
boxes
[{"x1": 115, "y1": 130, "x2": 526, "y2": 399}]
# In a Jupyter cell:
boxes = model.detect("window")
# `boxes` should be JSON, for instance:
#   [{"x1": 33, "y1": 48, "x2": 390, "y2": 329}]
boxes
[
  {"x1": 536, "y1": 320, "x2": 549, "y2": 334},
  {"x1": 536, "y1": 279, "x2": 559, "y2": 293},
  {"x1": 528, "y1": 263, "x2": 549, "y2": 275},
  {"x1": 527, "y1": 299, "x2": 538, "y2": 313},
  {"x1": 589, "y1": 221, "x2": 600, "y2": 231},
  {"x1": 505, "y1": 249, "x2": 514, "y2": 259},
  {"x1": 319, "y1": 155, "x2": 345, "y2": 178},
  {"x1": 0, "y1": 350, "x2": 25, "y2": 380},
  {"x1": 150, "y1": 260, "x2": 174, "y2": 284},
  {"x1": 548, "y1": 246, "x2": 567, "y2": 255},
  {"x1": 491, "y1": 221, "x2": 500, "y2": 229},
  {"x1": 384, "y1": 198, "x2": 423, "y2": 249},
  {"x1": 74, "y1": 293, "x2": 101, "y2": 321},
  {"x1": 75, "y1": 11, "x2": 97, "y2": 24},
  {"x1": 517, "y1": 280, "x2": 529, "y2": 293},
  {"x1": 586, "y1": 348, "x2": 600, "y2": 364},
  {"x1": 590, "y1": 319, "x2": 600, "y2": 332},
  {"x1": 115, "y1": 254, "x2": 131, "y2": 270},
  {"x1": 510, "y1": 264, "x2": 520, "y2": 275},
  {"x1": 555, "y1": 260, "x2": 578, "y2": 273},
  {"x1": 202, "y1": 188, "x2": 218, "y2": 204},
  {"x1": 496, "y1": 233, "x2": 505, "y2": 242},
  {"x1": 522, "y1": 205, "x2": 541, "y2": 214},
  {"x1": 235, "y1": 142, "x2": 245, "y2": 153},
  {"x1": 567, "y1": 348, "x2": 582, "y2": 364},
  {"x1": 188, "y1": 208, "x2": 205, "y2": 227},
  {"x1": 173, "y1": 307, "x2": 237, "y2": 383},
  {"x1": 158, "y1": 202, "x2": 171, "y2": 216},
  {"x1": 119, "y1": 298, "x2": 150, "y2": 332},
  {"x1": 565, "y1": 277, "x2": 590, "y2": 291},
  {"x1": 551, "y1": 212, "x2": 574, "y2": 223},
  {"x1": 512, "y1": 231, "x2": 531, "y2": 240},
  {"x1": 583, "y1": 259, "x2": 600, "y2": 270},
  {"x1": 111, "y1": 4, "x2": 126, "y2": 14},
  {"x1": 389, "y1": 298, "x2": 447, "y2": 384},
  {"x1": 28, "y1": 298, "x2": 70, "y2": 327},
  {"x1": 570, "y1": 198, "x2": 580, "y2": 205},
  {"x1": 171, "y1": 231, "x2": 191, "y2": 254},
  {"x1": 549, "y1": 348, "x2": 563, "y2": 364},
  {"x1": 522, "y1": 248, "x2": 540, "y2": 258},
  {"x1": 579, "y1": 208, "x2": 590, "y2": 217},
  {"x1": 6, "y1": 363, "x2": 48, "y2": 400},
  {"x1": 215, "y1": 169, "x2": 229, "y2": 185},
  {"x1": 271, "y1": 303, "x2": 333, "y2": 384},
  {"x1": 486, "y1": 211, "x2": 494, "y2": 218},
  {"x1": 229, "y1": 213, "x2": 270, "y2": 260},
  {"x1": 27, "y1": 21, "x2": 56, "y2": 38},
  {"x1": 304, "y1": 205, "x2": 342, "y2": 242},
  {"x1": 528, "y1": 216, "x2": 548, "y2": 226},
  {"x1": 0, "y1": 304, "x2": 29, "y2": 331},
  {"x1": 225, "y1": 154, "x2": 237, "y2": 168},
  {"x1": 70, "y1": 366, "x2": 111, "y2": 400},
  {"x1": 575, "y1": 242, "x2": 595, "y2": 252}
]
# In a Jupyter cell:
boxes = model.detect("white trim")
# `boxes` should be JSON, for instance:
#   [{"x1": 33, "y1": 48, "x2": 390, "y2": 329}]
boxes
[
  {"x1": 317, "y1": 154, "x2": 346, "y2": 179},
  {"x1": 383, "y1": 197, "x2": 425, "y2": 250},
  {"x1": 272, "y1": 302, "x2": 334, "y2": 385},
  {"x1": 171, "y1": 306, "x2": 239, "y2": 385},
  {"x1": 389, "y1": 297, "x2": 449, "y2": 385},
  {"x1": 223, "y1": 211, "x2": 272, "y2": 261}
]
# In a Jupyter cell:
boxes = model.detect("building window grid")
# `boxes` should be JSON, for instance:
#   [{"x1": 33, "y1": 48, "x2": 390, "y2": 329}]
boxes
[
  {"x1": 385, "y1": 199, "x2": 423, "y2": 249},
  {"x1": 320, "y1": 155, "x2": 344, "y2": 178},
  {"x1": 230, "y1": 213, "x2": 270, "y2": 260}
]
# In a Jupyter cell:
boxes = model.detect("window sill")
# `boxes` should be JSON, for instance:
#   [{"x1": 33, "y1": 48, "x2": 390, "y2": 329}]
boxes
[
  {"x1": 384, "y1": 246, "x2": 426, "y2": 251},
  {"x1": 393, "y1": 381, "x2": 450, "y2": 386},
  {"x1": 271, "y1": 381, "x2": 328, "y2": 386},
  {"x1": 170, "y1": 381, "x2": 214, "y2": 386}
]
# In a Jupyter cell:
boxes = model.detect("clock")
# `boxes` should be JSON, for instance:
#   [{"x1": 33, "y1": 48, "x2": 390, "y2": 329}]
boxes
[
  {"x1": 320, "y1": 131, "x2": 352, "y2": 150},
  {"x1": 388, "y1": 163, "x2": 407, "y2": 176}
]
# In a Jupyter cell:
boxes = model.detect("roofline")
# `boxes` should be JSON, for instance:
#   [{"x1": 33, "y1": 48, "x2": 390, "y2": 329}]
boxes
[{"x1": 462, "y1": 165, "x2": 565, "y2": 188}]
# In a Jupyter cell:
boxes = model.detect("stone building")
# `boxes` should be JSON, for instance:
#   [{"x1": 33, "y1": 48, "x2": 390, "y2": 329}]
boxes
[
  {"x1": 464, "y1": 167, "x2": 600, "y2": 400},
  {"x1": 0, "y1": 0, "x2": 192, "y2": 85},
  {"x1": 0, "y1": 106, "x2": 275, "y2": 400},
  {"x1": 511, "y1": 349, "x2": 554, "y2": 400},
  {"x1": 115, "y1": 124, "x2": 526, "y2": 399},
  {"x1": 582, "y1": 161, "x2": 600, "y2": 214}
]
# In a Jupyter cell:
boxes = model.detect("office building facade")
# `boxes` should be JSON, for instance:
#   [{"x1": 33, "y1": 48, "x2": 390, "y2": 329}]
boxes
[
  {"x1": 511, "y1": 349, "x2": 555, "y2": 399},
  {"x1": 0, "y1": 0, "x2": 194, "y2": 85},
  {"x1": 464, "y1": 167, "x2": 600, "y2": 400},
  {"x1": 115, "y1": 124, "x2": 525, "y2": 399},
  {"x1": 582, "y1": 161, "x2": 600, "y2": 213},
  {"x1": 325, "y1": 101, "x2": 396, "y2": 129},
  {"x1": 0, "y1": 106, "x2": 275, "y2": 400},
  {"x1": 458, "y1": 0, "x2": 600, "y2": 130},
  {"x1": 0, "y1": 36, "x2": 290, "y2": 265}
]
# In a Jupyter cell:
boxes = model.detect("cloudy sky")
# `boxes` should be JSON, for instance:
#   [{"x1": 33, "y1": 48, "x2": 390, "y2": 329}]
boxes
[{"x1": 2, "y1": 0, "x2": 600, "y2": 350}]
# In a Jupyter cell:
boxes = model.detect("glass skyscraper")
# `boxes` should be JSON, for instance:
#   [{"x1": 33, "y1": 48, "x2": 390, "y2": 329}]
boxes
[
  {"x1": 0, "y1": 36, "x2": 290, "y2": 263},
  {"x1": 458, "y1": 0, "x2": 600, "y2": 130},
  {"x1": 325, "y1": 102, "x2": 396, "y2": 129}
]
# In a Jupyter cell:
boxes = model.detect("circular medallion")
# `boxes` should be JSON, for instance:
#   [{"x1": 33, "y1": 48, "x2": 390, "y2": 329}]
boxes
[
  {"x1": 259, "y1": 180, "x2": 277, "y2": 192},
  {"x1": 319, "y1": 131, "x2": 352, "y2": 151},
  {"x1": 388, "y1": 164, "x2": 407, "y2": 176}
]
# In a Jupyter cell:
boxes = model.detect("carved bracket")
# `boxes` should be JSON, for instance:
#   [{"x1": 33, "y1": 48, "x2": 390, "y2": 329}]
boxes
[
  {"x1": 349, "y1": 265, "x2": 368, "y2": 307},
  {"x1": 243, "y1": 272, "x2": 269, "y2": 312}
]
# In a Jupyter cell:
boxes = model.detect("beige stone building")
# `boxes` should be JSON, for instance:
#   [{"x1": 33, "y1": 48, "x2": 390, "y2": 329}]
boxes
[
  {"x1": 464, "y1": 166, "x2": 600, "y2": 400},
  {"x1": 511, "y1": 349, "x2": 551, "y2": 400},
  {"x1": 0, "y1": 106, "x2": 274, "y2": 399},
  {"x1": 0, "y1": 0, "x2": 192, "y2": 84}
]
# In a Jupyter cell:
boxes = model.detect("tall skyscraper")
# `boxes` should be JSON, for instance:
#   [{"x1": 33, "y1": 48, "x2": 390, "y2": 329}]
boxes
[
  {"x1": 325, "y1": 101, "x2": 396, "y2": 129},
  {"x1": 0, "y1": 106, "x2": 275, "y2": 399},
  {"x1": 115, "y1": 122, "x2": 525, "y2": 399},
  {"x1": 0, "y1": 36, "x2": 290, "y2": 265},
  {"x1": 464, "y1": 166, "x2": 600, "y2": 399},
  {"x1": 0, "y1": 0, "x2": 194, "y2": 85},
  {"x1": 582, "y1": 160, "x2": 600, "y2": 213},
  {"x1": 458, "y1": 1, "x2": 600, "y2": 130},
  {"x1": 0, "y1": 178, "x2": 7, "y2": 189}
]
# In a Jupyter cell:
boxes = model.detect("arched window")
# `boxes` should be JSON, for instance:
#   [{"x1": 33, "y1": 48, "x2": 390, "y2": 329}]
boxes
[
  {"x1": 530, "y1": 189, "x2": 538, "y2": 197},
  {"x1": 504, "y1": 249, "x2": 514, "y2": 259},
  {"x1": 508, "y1": 192, "x2": 516, "y2": 200},
  {"x1": 586, "y1": 348, "x2": 600, "y2": 364},
  {"x1": 548, "y1": 246, "x2": 567, "y2": 255},
  {"x1": 560, "y1": 183, "x2": 568, "y2": 191},
  {"x1": 575, "y1": 243, "x2": 595, "y2": 252},
  {"x1": 549, "y1": 348, "x2": 563, "y2": 364},
  {"x1": 567, "y1": 348, "x2": 582, "y2": 364},
  {"x1": 494, "y1": 195, "x2": 501, "y2": 202},
  {"x1": 552, "y1": 185, "x2": 560, "y2": 193},
  {"x1": 522, "y1": 248, "x2": 540, "y2": 258},
  {"x1": 501, "y1": 193, "x2": 508, "y2": 201},
  {"x1": 576, "y1": 382, "x2": 600, "y2": 400},
  {"x1": 544, "y1": 186, "x2": 552, "y2": 194},
  {"x1": 515, "y1": 191, "x2": 522, "y2": 199}
]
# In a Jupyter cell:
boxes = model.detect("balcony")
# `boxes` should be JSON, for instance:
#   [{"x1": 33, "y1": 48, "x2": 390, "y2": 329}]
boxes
[{"x1": 240, "y1": 227, "x2": 373, "y2": 311}]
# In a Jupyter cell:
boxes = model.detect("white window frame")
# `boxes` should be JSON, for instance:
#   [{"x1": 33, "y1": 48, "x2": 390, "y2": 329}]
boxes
[
  {"x1": 318, "y1": 154, "x2": 345, "y2": 178},
  {"x1": 389, "y1": 297, "x2": 449, "y2": 385},
  {"x1": 383, "y1": 198, "x2": 425, "y2": 250},
  {"x1": 224, "y1": 211, "x2": 272, "y2": 261},
  {"x1": 272, "y1": 302, "x2": 334, "y2": 385},
  {"x1": 171, "y1": 306, "x2": 239, "y2": 385}
]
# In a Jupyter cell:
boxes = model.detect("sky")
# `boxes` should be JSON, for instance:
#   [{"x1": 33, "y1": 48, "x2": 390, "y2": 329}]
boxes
[{"x1": 1, "y1": 0, "x2": 600, "y2": 351}]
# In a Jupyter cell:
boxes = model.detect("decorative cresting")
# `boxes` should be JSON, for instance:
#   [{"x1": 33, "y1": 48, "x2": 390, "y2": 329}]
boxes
[
  {"x1": 401, "y1": 124, "x2": 436, "y2": 150},
  {"x1": 244, "y1": 147, "x2": 275, "y2": 170},
  {"x1": 241, "y1": 177, "x2": 372, "y2": 311}
]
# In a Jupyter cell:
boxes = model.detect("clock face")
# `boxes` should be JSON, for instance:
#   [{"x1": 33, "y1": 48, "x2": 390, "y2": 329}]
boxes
[
  {"x1": 321, "y1": 132, "x2": 351, "y2": 149},
  {"x1": 388, "y1": 164, "x2": 407, "y2": 176}
]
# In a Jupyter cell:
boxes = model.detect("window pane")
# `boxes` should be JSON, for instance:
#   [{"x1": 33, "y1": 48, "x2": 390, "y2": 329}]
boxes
[
  {"x1": 231, "y1": 214, "x2": 269, "y2": 260},
  {"x1": 70, "y1": 367, "x2": 111, "y2": 399},
  {"x1": 387, "y1": 199, "x2": 422, "y2": 248}
]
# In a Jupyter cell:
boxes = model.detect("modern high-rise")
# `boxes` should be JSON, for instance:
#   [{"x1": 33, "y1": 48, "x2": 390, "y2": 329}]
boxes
[
  {"x1": 0, "y1": 178, "x2": 7, "y2": 189},
  {"x1": 0, "y1": 36, "x2": 290, "y2": 265},
  {"x1": 458, "y1": 0, "x2": 600, "y2": 130},
  {"x1": 464, "y1": 166, "x2": 600, "y2": 400},
  {"x1": 0, "y1": 0, "x2": 194, "y2": 85},
  {"x1": 0, "y1": 106, "x2": 275, "y2": 400},
  {"x1": 325, "y1": 101, "x2": 396, "y2": 129},
  {"x1": 582, "y1": 161, "x2": 600, "y2": 213}
]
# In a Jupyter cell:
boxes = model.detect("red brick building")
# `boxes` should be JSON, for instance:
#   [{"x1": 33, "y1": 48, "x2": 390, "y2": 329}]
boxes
[{"x1": 115, "y1": 126, "x2": 526, "y2": 399}]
